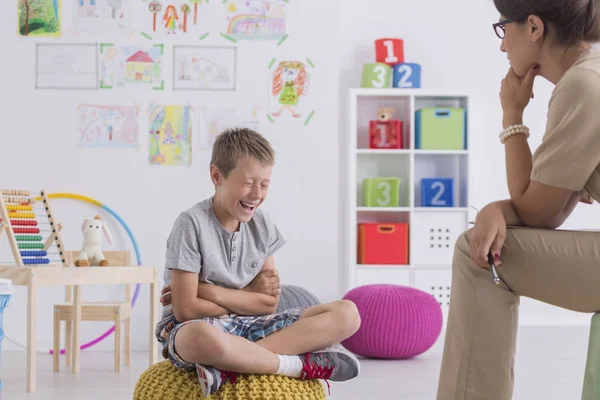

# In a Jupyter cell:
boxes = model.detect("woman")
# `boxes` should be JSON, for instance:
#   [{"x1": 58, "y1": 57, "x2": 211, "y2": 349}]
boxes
[{"x1": 437, "y1": 0, "x2": 600, "y2": 399}]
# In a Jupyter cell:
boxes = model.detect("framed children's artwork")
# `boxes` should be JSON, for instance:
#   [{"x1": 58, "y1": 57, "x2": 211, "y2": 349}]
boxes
[
  {"x1": 267, "y1": 57, "x2": 315, "y2": 125},
  {"x1": 99, "y1": 43, "x2": 164, "y2": 90},
  {"x1": 173, "y1": 46, "x2": 236, "y2": 91},
  {"x1": 36, "y1": 43, "x2": 98, "y2": 90}
]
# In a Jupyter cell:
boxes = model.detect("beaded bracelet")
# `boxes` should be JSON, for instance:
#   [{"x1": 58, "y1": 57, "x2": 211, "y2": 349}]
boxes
[{"x1": 499, "y1": 124, "x2": 530, "y2": 144}]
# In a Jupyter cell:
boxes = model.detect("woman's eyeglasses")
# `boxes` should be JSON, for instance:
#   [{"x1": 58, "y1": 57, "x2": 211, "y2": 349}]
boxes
[{"x1": 492, "y1": 18, "x2": 523, "y2": 39}]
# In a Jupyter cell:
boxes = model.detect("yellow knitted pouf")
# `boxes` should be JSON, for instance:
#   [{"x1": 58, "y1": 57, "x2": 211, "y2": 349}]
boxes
[{"x1": 133, "y1": 360, "x2": 327, "y2": 400}]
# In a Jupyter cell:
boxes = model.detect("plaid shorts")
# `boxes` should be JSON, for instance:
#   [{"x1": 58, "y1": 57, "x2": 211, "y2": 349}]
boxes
[{"x1": 156, "y1": 305, "x2": 304, "y2": 370}]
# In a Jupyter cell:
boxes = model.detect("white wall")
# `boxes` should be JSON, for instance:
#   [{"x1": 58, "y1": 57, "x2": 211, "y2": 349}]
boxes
[
  {"x1": 338, "y1": 0, "x2": 600, "y2": 325},
  {"x1": 0, "y1": 0, "x2": 342, "y2": 352}
]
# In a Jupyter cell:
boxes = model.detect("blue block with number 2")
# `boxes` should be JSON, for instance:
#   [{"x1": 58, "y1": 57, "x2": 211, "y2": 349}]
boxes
[
  {"x1": 393, "y1": 63, "x2": 421, "y2": 88},
  {"x1": 421, "y1": 178, "x2": 454, "y2": 207}
]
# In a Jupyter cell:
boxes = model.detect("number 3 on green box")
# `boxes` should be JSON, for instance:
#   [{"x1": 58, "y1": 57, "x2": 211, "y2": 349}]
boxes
[{"x1": 361, "y1": 63, "x2": 391, "y2": 88}]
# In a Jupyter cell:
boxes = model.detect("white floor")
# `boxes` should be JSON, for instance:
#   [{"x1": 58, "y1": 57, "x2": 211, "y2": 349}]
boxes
[{"x1": 1, "y1": 327, "x2": 591, "y2": 400}]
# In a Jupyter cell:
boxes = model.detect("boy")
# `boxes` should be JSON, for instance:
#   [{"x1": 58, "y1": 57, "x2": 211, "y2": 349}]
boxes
[{"x1": 156, "y1": 127, "x2": 361, "y2": 397}]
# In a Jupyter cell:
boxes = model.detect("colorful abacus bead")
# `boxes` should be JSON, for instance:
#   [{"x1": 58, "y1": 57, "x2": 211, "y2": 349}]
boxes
[
  {"x1": 0, "y1": 190, "x2": 30, "y2": 197},
  {"x1": 13, "y1": 228, "x2": 40, "y2": 234},
  {"x1": 8, "y1": 212, "x2": 35, "y2": 219},
  {"x1": 20, "y1": 251, "x2": 47, "y2": 257},
  {"x1": 6, "y1": 205, "x2": 33, "y2": 212},
  {"x1": 11, "y1": 220, "x2": 37, "y2": 226},
  {"x1": 15, "y1": 235, "x2": 43, "y2": 242},
  {"x1": 18, "y1": 243, "x2": 44, "y2": 249},
  {"x1": 23, "y1": 258, "x2": 50, "y2": 265}
]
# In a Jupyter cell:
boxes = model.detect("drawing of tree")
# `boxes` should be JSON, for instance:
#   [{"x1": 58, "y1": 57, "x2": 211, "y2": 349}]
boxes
[
  {"x1": 19, "y1": 0, "x2": 43, "y2": 36},
  {"x1": 177, "y1": 55, "x2": 188, "y2": 80},
  {"x1": 107, "y1": 0, "x2": 123, "y2": 19},
  {"x1": 189, "y1": 0, "x2": 201, "y2": 25},
  {"x1": 148, "y1": 1, "x2": 163, "y2": 32},
  {"x1": 180, "y1": 4, "x2": 190, "y2": 33}
]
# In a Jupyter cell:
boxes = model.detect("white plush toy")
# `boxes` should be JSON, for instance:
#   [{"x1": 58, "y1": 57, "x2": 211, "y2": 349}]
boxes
[{"x1": 74, "y1": 215, "x2": 113, "y2": 267}]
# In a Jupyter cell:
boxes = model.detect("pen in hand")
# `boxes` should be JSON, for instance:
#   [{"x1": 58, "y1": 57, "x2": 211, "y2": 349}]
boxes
[{"x1": 487, "y1": 253, "x2": 501, "y2": 286}]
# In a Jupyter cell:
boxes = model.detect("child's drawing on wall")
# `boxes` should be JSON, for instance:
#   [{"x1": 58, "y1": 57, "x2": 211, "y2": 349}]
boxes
[
  {"x1": 163, "y1": 5, "x2": 179, "y2": 34},
  {"x1": 270, "y1": 61, "x2": 310, "y2": 118}
]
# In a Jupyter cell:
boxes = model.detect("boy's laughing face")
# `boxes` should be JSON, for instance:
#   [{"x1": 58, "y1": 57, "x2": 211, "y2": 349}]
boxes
[{"x1": 211, "y1": 156, "x2": 272, "y2": 229}]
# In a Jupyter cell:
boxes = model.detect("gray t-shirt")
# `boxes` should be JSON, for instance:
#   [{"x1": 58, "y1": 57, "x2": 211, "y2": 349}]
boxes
[{"x1": 163, "y1": 197, "x2": 286, "y2": 290}]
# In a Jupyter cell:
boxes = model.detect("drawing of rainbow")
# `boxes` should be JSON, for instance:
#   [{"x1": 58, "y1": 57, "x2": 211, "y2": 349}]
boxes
[{"x1": 227, "y1": 14, "x2": 285, "y2": 39}]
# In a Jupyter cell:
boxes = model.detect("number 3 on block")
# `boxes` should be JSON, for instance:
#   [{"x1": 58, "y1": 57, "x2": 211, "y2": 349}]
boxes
[
  {"x1": 361, "y1": 63, "x2": 391, "y2": 88},
  {"x1": 421, "y1": 178, "x2": 454, "y2": 207}
]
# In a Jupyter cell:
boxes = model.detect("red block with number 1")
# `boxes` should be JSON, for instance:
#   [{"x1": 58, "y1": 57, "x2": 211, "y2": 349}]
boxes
[
  {"x1": 375, "y1": 38, "x2": 405, "y2": 66},
  {"x1": 369, "y1": 120, "x2": 403, "y2": 149}
]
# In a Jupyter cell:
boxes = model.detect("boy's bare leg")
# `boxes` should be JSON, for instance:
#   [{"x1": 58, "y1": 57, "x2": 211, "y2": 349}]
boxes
[
  {"x1": 175, "y1": 321, "x2": 279, "y2": 374},
  {"x1": 255, "y1": 300, "x2": 361, "y2": 355}
]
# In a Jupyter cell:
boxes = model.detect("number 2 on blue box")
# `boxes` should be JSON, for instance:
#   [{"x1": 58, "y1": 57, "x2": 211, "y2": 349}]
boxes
[
  {"x1": 393, "y1": 63, "x2": 421, "y2": 88},
  {"x1": 421, "y1": 178, "x2": 454, "y2": 207}
]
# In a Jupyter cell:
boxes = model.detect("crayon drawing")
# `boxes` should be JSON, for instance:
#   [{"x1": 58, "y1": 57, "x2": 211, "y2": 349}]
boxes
[
  {"x1": 268, "y1": 58, "x2": 314, "y2": 124},
  {"x1": 18, "y1": 0, "x2": 61, "y2": 37},
  {"x1": 197, "y1": 106, "x2": 262, "y2": 149},
  {"x1": 74, "y1": 0, "x2": 133, "y2": 37},
  {"x1": 99, "y1": 44, "x2": 164, "y2": 90},
  {"x1": 174, "y1": 46, "x2": 236, "y2": 91},
  {"x1": 149, "y1": 105, "x2": 193, "y2": 166},
  {"x1": 36, "y1": 44, "x2": 98, "y2": 89},
  {"x1": 224, "y1": 0, "x2": 286, "y2": 41},
  {"x1": 144, "y1": 0, "x2": 207, "y2": 39},
  {"x1": 77, "y1": 105, "x2": 139, "y2": 148}
]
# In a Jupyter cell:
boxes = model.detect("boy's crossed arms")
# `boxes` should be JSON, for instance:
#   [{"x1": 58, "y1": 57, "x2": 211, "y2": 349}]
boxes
[{"x1": 160, "y1": 258, "x2": 281, "y2": 318}]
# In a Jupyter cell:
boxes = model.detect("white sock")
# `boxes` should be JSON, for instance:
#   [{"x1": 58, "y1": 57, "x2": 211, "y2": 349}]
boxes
[{"x1": 275, "y1": 354, "x2": 303, "y2": 378}]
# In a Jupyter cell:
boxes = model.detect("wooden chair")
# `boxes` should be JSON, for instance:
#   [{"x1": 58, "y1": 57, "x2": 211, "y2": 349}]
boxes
[{"x1": 53, "y1": 251, "x2": 132, "y2": 373}]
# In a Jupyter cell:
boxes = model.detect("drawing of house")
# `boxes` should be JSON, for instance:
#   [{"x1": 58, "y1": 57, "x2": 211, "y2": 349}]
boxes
[
  {"x1": 189, "y1": 58, "x2": 230, "y2": 83},
  {"x1": 78, "y1": 0, "x2": 97, "y2": 17},
  {"x1": 125, "y1": 51, "x2": 154, "y2": 83}
]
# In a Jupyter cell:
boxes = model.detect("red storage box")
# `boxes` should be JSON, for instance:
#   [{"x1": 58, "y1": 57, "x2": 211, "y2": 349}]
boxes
[
  {"x1": 369, "y1": 120, "x2": 403, "y2": 149},
  {"x1": 358, "y1": 223, "x2": 409, "y2": 265}
]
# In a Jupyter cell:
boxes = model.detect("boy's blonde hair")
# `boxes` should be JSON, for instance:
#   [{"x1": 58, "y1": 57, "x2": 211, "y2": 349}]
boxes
[{"x1": 211, "y1": 127, "x2": 275, "y2": 177}]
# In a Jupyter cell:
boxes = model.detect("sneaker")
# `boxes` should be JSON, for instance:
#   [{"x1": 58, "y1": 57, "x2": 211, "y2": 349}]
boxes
[
  {"x1": 299, "y1": 344, "x2": 361, "y2": 392},
  {"x1": 195, "y1": 364, "x2": 237, "y2": 398}
]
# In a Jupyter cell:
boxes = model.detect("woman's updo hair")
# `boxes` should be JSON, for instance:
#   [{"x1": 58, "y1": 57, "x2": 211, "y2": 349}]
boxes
[{"x1": 494, "y1": 0, "x2": 600, "y2": 46}]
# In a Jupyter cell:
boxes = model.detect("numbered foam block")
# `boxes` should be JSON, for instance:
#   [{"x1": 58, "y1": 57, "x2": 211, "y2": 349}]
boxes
[
  {"x1": 369, "y1": 120, "x2": 403, "y2": 149},
  {"x1": 361, "y1": 63, "x2": 392, "y2": 88},
  {"x1": 358, "y1": 223, "x2": 409, "y2": 265},
  {"x1": 415, "y1": 108, "x2": 467, "y2": 150},
  {"x1": 363, "y1": 177, "x2": 401, "y2": 207},
  {"x1": 421, "y1": 178, "x2": 454, "y2": 207},
  {"x1": 393, "y1": 63, "x2": 422, "y2": 88},
  {"x1": 375, "y1": 38, "x2": 405, "y2": 66}
]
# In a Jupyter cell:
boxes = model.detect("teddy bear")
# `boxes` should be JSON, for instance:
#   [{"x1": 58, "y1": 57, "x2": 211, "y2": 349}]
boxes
[
  {"x1": 377, "y1": 107, "x2": 395, "y2": 122},
  {"x1": 74, "y1": 215, "x2": 113, "y2": 267}
]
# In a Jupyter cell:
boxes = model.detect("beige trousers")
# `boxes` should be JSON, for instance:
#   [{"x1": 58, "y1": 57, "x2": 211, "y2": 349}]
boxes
[{"x1": 437, "y1": 226, "x2": 600, "y2": 400}]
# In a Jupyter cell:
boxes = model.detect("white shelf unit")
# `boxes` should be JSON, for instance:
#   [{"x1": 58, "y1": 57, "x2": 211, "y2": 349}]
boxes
[{"x1": 346, "y1": 88, "x2": 470, "y2": 321}]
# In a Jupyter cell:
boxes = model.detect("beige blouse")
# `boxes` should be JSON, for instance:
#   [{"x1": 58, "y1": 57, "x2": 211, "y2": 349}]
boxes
[{"x1": 531, "y1": 46, "x2": 600, "y2": 204}]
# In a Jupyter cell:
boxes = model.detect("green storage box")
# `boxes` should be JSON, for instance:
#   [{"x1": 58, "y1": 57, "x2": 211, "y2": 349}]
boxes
[
  {"x1": 415, "y1": 108, "x2": 467, "y2": 150},
  {"x1": 363, "y1": 177, "x2": 401, "y2": 207}
]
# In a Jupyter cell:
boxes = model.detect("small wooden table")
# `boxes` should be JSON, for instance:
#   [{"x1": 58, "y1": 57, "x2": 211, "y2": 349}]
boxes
[{"x1": 0, "y1": 264, "x2": 159, "y2": 393}]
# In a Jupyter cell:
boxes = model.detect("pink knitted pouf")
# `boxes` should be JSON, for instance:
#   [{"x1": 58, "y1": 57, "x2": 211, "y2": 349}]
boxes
[{"x1": 342, "y1": 284, "x2": 443, "y2": 359}]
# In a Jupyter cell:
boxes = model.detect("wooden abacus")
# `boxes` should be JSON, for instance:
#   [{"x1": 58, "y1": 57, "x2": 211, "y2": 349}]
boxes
[{"x1": 0, "y1": 189, "x2": 67, "y2": 267}]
